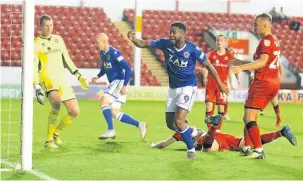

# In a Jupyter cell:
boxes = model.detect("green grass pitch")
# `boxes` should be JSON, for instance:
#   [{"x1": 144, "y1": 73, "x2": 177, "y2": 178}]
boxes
[{"x1": 1, "y1": 99, "x2": 303, "y2": 180}]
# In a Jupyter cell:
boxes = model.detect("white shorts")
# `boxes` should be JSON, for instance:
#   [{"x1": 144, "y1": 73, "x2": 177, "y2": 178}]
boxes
[
  {"x1": 166, "y1": 86, "x2": 197, "y2": 112},
  {"x1": 103, "y1": 79, "x2": 126, "y2": 108}
]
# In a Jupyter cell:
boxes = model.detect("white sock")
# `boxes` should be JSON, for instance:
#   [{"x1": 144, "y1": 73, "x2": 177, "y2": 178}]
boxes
[
  {"x1": 255, "y1": 148, "x2": 263, "y2": 152},
  {"x1": 188, "y1": 148, "x2": 195, "y2": 152}
]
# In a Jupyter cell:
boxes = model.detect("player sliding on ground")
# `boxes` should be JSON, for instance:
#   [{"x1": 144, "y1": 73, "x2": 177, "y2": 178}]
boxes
[
  {"x1": 202, "y1": 34, "x2": 240, "y2": 129},
  {"x1": 230, "y1": 13, "x2": 282, "y2": 159},
  {"x1": 128, "y1": 22, "x2": 229, "y2": 159},
  {"x1": 92, "y1": 33, "x2": 147, "y2": 141},
  {"x1": 150, "y1": 115, "x2": 297, "y2": 152},
  {"x1": 33, "y1": 15, "x2": 89, "y2": 148}
]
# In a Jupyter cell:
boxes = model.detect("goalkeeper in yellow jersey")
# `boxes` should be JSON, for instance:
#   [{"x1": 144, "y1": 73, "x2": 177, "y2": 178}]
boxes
[{"x1": 33, "y1": 15, "x2": 89, "y2": 148}]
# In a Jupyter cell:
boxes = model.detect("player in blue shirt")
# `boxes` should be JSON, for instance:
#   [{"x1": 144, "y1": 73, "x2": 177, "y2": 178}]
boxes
[
  {"x1": 128, "y1": 22, "x2": 229, "y2": 159},
  {"x1": 92, "y1": 33, "x2": 147, "y2": 140}
]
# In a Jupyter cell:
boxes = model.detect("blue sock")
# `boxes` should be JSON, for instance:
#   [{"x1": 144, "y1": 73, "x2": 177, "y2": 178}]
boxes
[
  {"x1": 101, "y1": 105, "x2": 113, "y2": 130},
  {"x1": 179, "y1": 126, "x2": 194, "y2": 150},
  {"x1": 116, "y1": 112, "x2": 139, "y2": 127}
]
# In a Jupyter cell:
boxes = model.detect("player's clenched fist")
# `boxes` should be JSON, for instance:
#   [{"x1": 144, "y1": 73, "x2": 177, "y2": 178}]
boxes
[
  {"x1": 127, "y1": 30, "x2": 135, "y2": 41},
  {"x1": 92, "y1": 76, "x2": 99, "y2": 84}
]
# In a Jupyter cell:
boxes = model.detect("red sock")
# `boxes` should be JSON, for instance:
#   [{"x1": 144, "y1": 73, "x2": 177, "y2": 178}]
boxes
[
  {"x1": 224, "y1": 104, "x2": 228, "y2": 116},
  {"x1": 274, "y1": 105, "x2": 281, "y2": 126},
  {"x1": 173, "y1": 132, "x2": 183, "y2": 141},
  {"x1": 246, "y1": 121, "x2": 262, "y2": 149},
  {"x1": 260, "y1": 131, "x2": 281, "y2": 144},
  {"x1": 205, "y1": 111, "x2": 213, "y2": 117},
  {"x1": 203, "y1": 125, "x2": 216, "y2": 148},
  {"x1": 273, "y1": 105, "x2": 280, "y2": 117},
  {"x1": 244, "y1": 127, "x2": 253, "y2": 147}
]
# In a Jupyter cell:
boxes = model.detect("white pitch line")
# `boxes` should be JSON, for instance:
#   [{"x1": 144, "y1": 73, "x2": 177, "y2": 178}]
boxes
[{"x1": 1, "y1": 159, "x2": 58, "y2": 181}]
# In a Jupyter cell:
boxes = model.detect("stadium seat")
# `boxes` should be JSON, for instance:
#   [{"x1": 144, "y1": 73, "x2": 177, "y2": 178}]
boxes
[{"x1": 124, "y1": 9, "x2": 303, "y2": 73}]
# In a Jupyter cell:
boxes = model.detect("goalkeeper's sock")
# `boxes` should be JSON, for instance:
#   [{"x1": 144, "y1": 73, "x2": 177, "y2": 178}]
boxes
[
  {"x1": 102, "y1": 105, "x2": 114, "y2": 130},
  {"x1": 116, "y1": 112, "x2": 139, "y2": 127},
  {"x1": 47, "y1": 108, "x2": 60, "y2": 140},
  {"x1": 260, "y1": 131, "x2": 281, "y2": 145},
  {"x1": 179, "y1": 126, "x2": 194, "y2": 150},
  {"x1": 55, "y1": 114, "x2": 74, "y2": 135}
]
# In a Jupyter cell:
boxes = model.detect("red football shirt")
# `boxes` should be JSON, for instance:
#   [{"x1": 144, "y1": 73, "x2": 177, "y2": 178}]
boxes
[
  {"x1": 254, "y1": 34, "x2": 281, "y2": 81},
  {"x1": 207, "y1": 50, "x2": 234, "y2": 84}
]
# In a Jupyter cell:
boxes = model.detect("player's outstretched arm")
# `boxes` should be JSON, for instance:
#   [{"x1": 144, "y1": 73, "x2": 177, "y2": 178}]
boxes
[
  {"x1": 149, "y1": 137, "x2": 177, "y2": 149},
  {"x1": 127, "y1": 30, "x2": 150, "y2": 48},
  {"x1": 231, "y1": 54, "x2": 269, "y2": 73},
  {"x1": 92, "y1": 67, "x2": 105, "y2": 83},
  {"x1": 202, "y1": 67, "x2": 208, "y2": 86},
  {"x1": 203, "y1": 59, "x2": 229, "y2": 95},
  {"x1": 59, "y1": 36, "x2": 89, "y2": 90},
  {"x1": 228, "y1": 58, "x2": 252, "y2": 66},
  {"x1": 228, "y1": 70, "x2": 240, "y2": 89}
]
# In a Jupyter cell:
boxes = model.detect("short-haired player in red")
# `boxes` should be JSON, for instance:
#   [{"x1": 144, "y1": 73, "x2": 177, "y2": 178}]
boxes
[
  {"x1": 231, "y1": 13, "x2": 282, "y2": 159},
  {"x1": 149, "y1": 115, "x2": 297, "y2": 151},
  {"x1": 203, "y1": 35, "x2": 240, "y2": 129}
]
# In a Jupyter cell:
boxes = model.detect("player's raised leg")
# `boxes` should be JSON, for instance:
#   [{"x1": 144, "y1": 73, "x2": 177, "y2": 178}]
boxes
[
  {"x1": 54, "y1": 98, "x2": 80, "y2": 145},
  {"x1": 202, "y1": 115, "x2": 222, "y2": 152},
  {"x1": 239, "y1": 125, "x2": 297, "y2": 148},
  {"x1": 271, "y1": 95, "x2": 281, "y2": 127},
  {"x1": 205, "y1": 102, "x2": 215, "y2": 129},
  {"x1": 217, "y1": 104, "x2": 225, "y2": 129},
  {"x1": 111, "y1": 103, "x2": 147, "y2": 141}
]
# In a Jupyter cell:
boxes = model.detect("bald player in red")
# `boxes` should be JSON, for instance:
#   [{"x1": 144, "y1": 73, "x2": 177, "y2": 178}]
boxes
[
  {"x1": 203, "y1": 35, "x2": 240, "y2": 129},
  {"x1": 231, "y1": 13, "x2": 282, "y2": 159}
]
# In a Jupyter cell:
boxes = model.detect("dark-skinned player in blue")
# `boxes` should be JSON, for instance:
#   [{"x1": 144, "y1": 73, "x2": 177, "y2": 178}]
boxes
[{"x1": 128, "y1": 22, "x2": 229, "y2": 159}]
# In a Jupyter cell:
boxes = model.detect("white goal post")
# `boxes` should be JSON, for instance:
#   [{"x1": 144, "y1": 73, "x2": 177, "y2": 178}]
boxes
[{"x1": 20, "y1": 0, "x2": 34, "y2": 171}]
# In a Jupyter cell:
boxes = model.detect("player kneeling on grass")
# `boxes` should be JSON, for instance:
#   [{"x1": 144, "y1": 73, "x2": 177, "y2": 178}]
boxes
[
  {"x1": 34, "y1": 15, "x2": 89, "y2": 148},
  {"x1": 150, "y1": 115, "x2": 297, "y2": 153},
  {"x1": 92, "y1": 33, "x2": 147, "y2": 141}
]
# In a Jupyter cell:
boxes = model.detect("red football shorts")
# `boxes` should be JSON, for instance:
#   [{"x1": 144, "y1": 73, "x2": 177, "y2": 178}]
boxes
[
  {"x1": 205, "y1": 80, "x2": 228, "y2": 105},
  {"x1": 245, "y1": 79, "x2": 279, "y2": 110}
]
